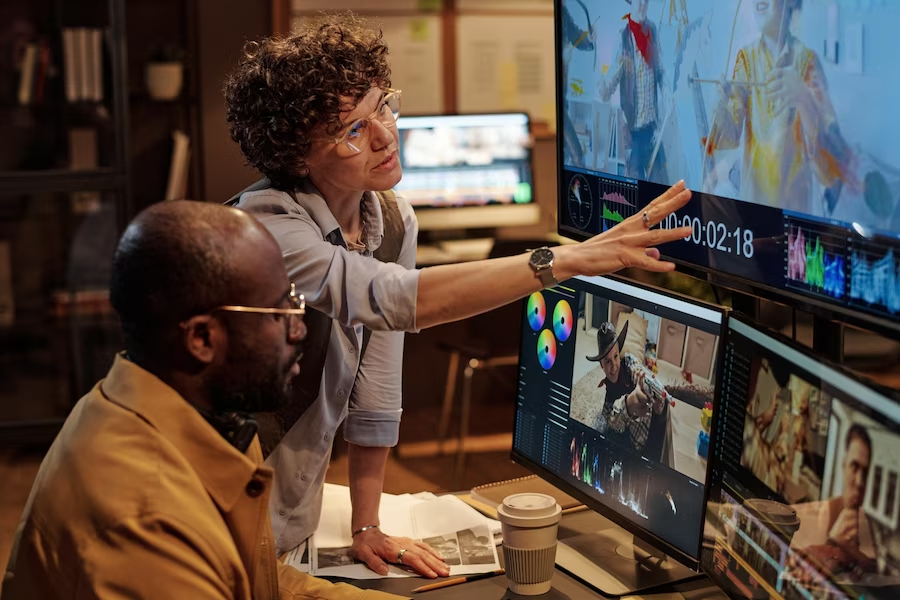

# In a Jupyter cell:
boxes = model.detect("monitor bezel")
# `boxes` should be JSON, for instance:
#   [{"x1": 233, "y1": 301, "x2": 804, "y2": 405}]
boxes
[
  {"x1": 699, "y1": 311, "x2": 900, "y2": 596},
  {"x1": 550, "y1": 0, "x2": 900, "y2": 340},
  {"x1": 510, "y1": 272, "x2": 730, "y2": 571},
  {"x1": 395, "y1": 110, "x2": 538, "y2": 217}
]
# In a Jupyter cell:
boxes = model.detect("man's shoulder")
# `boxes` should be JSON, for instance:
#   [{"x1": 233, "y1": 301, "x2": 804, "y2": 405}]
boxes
[{"x1": 26, "y1": 392, "x2": 213, "y2": 540}]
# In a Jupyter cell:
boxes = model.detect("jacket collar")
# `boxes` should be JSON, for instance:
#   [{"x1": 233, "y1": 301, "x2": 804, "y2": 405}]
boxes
[
  {"x1": 293, "y1": 179, "x2": 385, "y2": 252},
  {"x1": 100, "y1": 354, "x2": 265, "y2": 512}
]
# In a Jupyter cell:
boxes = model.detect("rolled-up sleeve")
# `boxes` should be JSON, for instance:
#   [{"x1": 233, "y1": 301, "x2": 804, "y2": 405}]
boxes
[
  {"x1": 238, "y1": 191, "x2": 421, "y2": 333},
  {"x1": 344, "y1": 195, "x2": 418, "y2": 447}
]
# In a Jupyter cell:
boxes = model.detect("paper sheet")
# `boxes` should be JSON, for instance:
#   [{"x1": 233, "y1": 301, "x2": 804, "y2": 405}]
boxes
[{"x1": 302, "y1": 484, "x2": 501, "y2": 579}]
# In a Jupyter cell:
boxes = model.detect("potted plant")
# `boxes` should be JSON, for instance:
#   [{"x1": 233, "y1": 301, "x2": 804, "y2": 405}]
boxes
[{"x1": 145, "y1": 44, "x2": 185, "y2": 100}]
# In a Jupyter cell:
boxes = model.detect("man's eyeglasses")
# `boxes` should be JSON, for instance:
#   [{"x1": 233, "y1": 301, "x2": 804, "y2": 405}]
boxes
[
  {"x1": 325, "y1": 88, "x2": 402, "y2": 157},
  {"x1": 214, "y1": 283, "x2": 307, "y2": 341}
]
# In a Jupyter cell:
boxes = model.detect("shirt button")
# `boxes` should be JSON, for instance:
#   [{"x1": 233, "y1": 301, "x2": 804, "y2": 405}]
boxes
[
  {"x1": 245, "y1": 478, "x2": 265, "y2": 498},
  {"x1": 349, "y1": 346, "x2": 356, "y2": 354},
  {"x1": 337, "y1": 389, "x2": 345, "y2": 397},
  {"x1": 324, "y1": 433, "x2": 330, "y2": 441},
  {"x1": 278, "y1": 509, "x2": 287, "y2": 517},
  {"x1": 300, "y1": 473, "x2": 309, "y2": 482}
]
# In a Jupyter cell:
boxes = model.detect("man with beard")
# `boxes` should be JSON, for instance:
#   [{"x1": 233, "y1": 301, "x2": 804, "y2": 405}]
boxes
[
  {"x1": 2, "y1": 201, "x2": 401, "y2": 599},
  {"x1": 791, "y1": 424, "x2": 877, "y2": 576}
]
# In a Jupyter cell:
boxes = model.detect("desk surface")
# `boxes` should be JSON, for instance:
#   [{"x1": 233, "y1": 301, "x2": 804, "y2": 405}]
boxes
[{"x1": 330, "y1": 511, "x2": 728, "y2": 599}]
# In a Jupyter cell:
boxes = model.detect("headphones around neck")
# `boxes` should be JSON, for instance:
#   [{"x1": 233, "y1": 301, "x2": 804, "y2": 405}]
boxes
[{"x1": 203, "y1": 411, "x2": 258, "y2": 453}]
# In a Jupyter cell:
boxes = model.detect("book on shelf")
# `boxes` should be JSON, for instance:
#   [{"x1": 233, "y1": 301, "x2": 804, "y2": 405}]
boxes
[
  {"x1": 460, "y1": 474, "x2": 584, "y2": 519},
  {"x1": 62, "y1": 27, "x2": 104, "y2": 102},
  {"x1": 164, "y1": 130, "x2": 191, "y2": 201}
]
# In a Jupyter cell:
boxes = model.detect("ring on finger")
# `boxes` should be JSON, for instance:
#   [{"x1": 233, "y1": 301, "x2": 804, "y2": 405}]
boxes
[
  {"x1": 397, "y1": 548, "x2": 407, "y2": 564},
  {"x1": 641, "y1": 211, "x2": 651, "y2": 228}
]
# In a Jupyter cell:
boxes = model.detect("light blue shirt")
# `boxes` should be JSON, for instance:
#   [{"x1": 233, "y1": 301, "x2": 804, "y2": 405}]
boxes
[{"x1": 234, "y1": 180, "x2": 420, "y2": 553}]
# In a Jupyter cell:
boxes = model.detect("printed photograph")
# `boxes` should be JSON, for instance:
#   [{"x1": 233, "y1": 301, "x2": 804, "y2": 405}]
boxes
[
  {"x1": 569, "y1": 293, "x2": 718, "y2": 483},
  {"x1": 421, "y1": 534, "x2": 462, "y2": 566},
  {"x1": 316, "y1": 546, "x2": 357, "y2": 569},
  {"x1": 457, "y1": 526, "x2": 495, "y2": 566}
]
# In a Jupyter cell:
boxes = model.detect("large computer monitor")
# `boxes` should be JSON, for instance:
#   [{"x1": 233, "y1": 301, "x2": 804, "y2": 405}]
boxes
[
  {"x1": 555, "y1": 0, "x2": 900, "y2": 334},
  {"x1": 395, "y1": 112, "x2": 540, "y2": 231},
  {"x1": 702, "y1": 315, "x2": 900, "y2": 599},
  {"x1": 511, "y1": 274, "x2": 726, "y2": 595}
]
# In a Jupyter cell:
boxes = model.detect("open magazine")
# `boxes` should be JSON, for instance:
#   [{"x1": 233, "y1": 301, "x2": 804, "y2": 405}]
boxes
[{"x1": 285, "y1": 484, "x2": 501, "y2": 579}]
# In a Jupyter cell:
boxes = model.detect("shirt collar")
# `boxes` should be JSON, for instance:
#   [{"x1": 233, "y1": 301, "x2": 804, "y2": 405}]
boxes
[
  {"x1": 100, "y1": 354, "x2": 266, "y2": 512},
  {"x1": 292, "y1": 180, "x2": 384, "y2": 253}
]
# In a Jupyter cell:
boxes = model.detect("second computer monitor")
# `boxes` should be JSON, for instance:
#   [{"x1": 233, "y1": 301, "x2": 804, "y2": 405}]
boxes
[
  {"x1": 511, "y1": 274, "x2": 726, "y2": 592},
  {"x1": 394, "y1": 112, "x2": 539, "y2": 230},
  {"x1": 702, "y1": 315, "x2": 900, "y2": 600}
]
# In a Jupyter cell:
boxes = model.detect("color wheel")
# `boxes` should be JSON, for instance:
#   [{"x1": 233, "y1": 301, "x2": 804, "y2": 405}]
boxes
[
  {"x1": 553, "y1": 300, "x2": 573, "y2": 342},
  {"x1": 526, "y1": 292, "x2": 546, "y2": 331},
  {"x1": 537, "y1": 329, "x2": 557, "y2": 370}
]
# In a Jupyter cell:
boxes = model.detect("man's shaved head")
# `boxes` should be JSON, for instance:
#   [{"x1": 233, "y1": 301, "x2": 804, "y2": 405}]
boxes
[{"x1": 110, "y1": 200, "x2": 281, "y2": 361}]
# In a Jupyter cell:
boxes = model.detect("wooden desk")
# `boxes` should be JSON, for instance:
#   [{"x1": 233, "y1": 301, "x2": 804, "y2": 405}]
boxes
[{"x1": 327, "y1": 510, "x2": 728, "y2": 599}]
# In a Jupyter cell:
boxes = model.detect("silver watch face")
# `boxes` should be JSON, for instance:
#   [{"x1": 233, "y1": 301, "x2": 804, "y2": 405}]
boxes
[{"x1": 530, "y1": 247, "x2": 554, "y2": 269}]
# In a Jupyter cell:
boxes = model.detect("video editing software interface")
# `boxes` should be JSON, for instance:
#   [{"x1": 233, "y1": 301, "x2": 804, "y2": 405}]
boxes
[
  {"x1": 703, "y1": 317, "x2": 900, "y2": 600},
  {"x1": 394, "y1": 113, "x2": 534, "y2": 209},
  {"x1": 511, "y1": 275, "x2": 724, "y2": 562},
  {"x1": 558, "y1": 0, "x2": 900, "y2": 326}
]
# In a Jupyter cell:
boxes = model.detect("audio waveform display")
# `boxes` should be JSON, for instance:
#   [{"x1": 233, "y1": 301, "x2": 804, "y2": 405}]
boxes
[
  {"x1": 785, "y1": 222, "x2": 847, "y2": 300},
  {"x1": 850, "y1": 247, "x2": 900, "y2": 314},
  {"x1": 602, "y1": 206, "x2": 624, "y2": 223},
  {"x1": 602, "y1": 191, "x2": 634, "y2": 206}
]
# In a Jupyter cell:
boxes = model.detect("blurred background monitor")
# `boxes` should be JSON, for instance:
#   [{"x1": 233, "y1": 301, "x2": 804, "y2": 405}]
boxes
[
  {"x1": 702, "y1": 314, "x2": 900, "y2": 599},
  {"x1": 395, "y1": 112, "x2": 539, "y2": 231},
  {"x1": 511, "y1": 274, "x2": 726, "y2": 595},
  {"x1": 555, "y1": 0, "x2": 900, "y2": 336}
]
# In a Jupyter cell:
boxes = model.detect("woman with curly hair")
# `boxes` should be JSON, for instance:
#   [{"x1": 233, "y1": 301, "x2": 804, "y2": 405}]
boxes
[{"x1": 224, "y1": 11, "x2": 692, "y2": 580}]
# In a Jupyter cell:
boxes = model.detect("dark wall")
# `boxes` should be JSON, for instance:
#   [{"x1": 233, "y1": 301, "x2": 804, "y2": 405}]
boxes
[{"x1": 196, "y1": 0, "x2": 269, "y2": 203}]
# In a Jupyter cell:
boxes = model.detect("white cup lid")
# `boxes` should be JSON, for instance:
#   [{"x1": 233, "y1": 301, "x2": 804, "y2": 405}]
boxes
[{"x1": 498, "y1": 493, "x2": 562, "y2": 527}]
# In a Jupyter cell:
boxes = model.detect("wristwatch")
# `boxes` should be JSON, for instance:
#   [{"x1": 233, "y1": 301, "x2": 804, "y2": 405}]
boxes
[{"x1": 528, "y1": 247, "x2": 558, "y2": 289}]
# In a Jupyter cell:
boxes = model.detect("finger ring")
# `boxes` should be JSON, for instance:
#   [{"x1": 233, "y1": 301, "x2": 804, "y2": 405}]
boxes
[
  {"x1": 397, "y1": 549, "x2": 407, "y2": 563},
  {"x1": 641, "y1": 211, "x2": 651, "y2": 227}
]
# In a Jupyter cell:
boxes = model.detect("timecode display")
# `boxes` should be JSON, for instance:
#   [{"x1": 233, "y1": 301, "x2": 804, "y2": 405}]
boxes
[{"x1": 661, "y1": 213, "x2": 755, "y2": 259}]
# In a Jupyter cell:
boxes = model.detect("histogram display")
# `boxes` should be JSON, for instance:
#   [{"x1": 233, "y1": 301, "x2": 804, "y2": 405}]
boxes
[{"x1": 598, "y1": 175, "x2": 639, "y2": 230}]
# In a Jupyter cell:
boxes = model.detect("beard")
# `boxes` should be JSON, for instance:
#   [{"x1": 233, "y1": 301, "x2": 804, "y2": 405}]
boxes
[{"x1": 207, "y1": 345, "x2": 299, "y2": 414}]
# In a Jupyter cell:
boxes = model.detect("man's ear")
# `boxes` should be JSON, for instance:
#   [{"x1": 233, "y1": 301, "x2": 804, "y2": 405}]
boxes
[{"x1": 181, "y1": 314, "x2": 223, "y2": 365}]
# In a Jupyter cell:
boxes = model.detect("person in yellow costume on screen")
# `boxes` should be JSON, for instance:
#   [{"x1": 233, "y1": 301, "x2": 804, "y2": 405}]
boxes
[{"x1": 703, "y1": 0, "x2": 856, "y2": 216}]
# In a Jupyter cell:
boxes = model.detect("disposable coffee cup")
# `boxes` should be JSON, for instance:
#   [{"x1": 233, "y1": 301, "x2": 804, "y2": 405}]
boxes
[
  {"x1": 497, "y1": 492, "x2": 562, "y2": 595},
  {"x1": 743, "y1": 498, "x2": 801, "y2": 542}
]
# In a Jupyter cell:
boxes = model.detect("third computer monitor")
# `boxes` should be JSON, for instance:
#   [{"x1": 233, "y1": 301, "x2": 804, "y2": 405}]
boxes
[
  {"x1": 555, "y1": 0, "x2": 900, "y2": 334},
  {"x1": 394, "y1": 112, "x2": 539, "y2": 231},
  {"x1": 703, "y1": 314, "x2": 900, "y2": 599},
  {"x1": 511, "y1": 274, "x2": 726, "y2": 571}
]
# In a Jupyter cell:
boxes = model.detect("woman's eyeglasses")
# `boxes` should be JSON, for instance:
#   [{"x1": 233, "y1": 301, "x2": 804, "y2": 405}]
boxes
[{"x1": 325, "y1": 89, "x2": 402, "y2": 157}]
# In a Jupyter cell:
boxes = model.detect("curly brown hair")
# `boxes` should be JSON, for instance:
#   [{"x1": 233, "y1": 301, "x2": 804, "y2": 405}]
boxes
[{"x1": 224, "y1": 12, "x2": 391, "y2": 190}]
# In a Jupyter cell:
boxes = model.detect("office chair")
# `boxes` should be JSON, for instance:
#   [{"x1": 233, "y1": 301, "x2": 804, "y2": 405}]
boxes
[{"x1": 436, "y1": 238, "x2": 549, "y2": 486}]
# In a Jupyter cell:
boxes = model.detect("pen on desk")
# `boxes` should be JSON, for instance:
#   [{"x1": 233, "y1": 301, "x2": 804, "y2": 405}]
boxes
[{"x1": 411, "y1": 568, "x2": 505, "y2": 593}]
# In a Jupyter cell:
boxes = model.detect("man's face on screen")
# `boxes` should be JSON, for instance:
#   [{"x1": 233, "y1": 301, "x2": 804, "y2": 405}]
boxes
[
  {"x1": 754, "y1": 0, "x2": 789, "y2": 39},
  {"x1": 842, "y1": 436, "x2": 871, "y2": 510},
  {"x1": 600, "y1": 344, "x2": 621, "y2": 383}
]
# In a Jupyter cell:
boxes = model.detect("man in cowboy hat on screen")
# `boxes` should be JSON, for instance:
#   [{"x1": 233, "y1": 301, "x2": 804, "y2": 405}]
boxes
[{"x1": 588, "y1": 320, "x2": 672, "y2": 464}]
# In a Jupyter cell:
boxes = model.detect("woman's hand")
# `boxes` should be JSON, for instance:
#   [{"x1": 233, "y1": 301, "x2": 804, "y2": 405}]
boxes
[
  {"x1": 351, "y1": 528, "x2": 449, "y2": 578},
  {"x1": 554, "y1": 181, "x2": 693, "y2": 280}
]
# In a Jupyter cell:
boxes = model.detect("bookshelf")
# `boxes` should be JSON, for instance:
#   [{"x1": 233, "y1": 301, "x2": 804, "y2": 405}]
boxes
[{"x1": 0, "y1": 0, "x2": 130, "y2": 443}]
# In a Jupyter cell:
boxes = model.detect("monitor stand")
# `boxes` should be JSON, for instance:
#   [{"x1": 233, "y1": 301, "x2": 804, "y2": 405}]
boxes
[{"x1": 556, "y1": 527, "x2": 702, "y2": 597}]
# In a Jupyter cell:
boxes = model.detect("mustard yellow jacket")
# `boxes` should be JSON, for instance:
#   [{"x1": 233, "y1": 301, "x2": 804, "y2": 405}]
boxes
[{"x1": 2, "y1": 355, "x2": 403, "y2": 600}]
